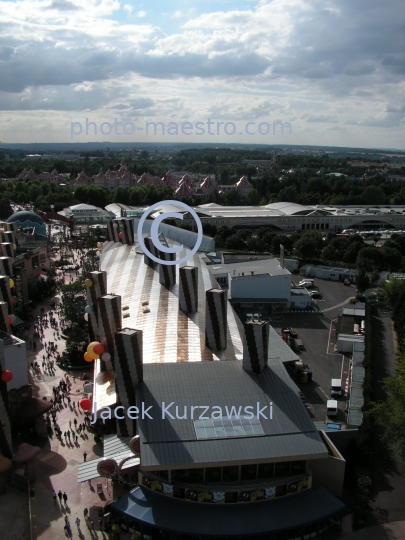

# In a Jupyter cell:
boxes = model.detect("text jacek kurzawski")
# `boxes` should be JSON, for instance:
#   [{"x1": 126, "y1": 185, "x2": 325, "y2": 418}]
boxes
[{"x1": 90, "y1": 402, "x2": 273, "y2": 423}]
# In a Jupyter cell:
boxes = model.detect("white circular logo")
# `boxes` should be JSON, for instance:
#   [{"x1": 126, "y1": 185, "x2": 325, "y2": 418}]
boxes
[{"x1": 137, "y1": 200, "x2": 203, "y2": 266}]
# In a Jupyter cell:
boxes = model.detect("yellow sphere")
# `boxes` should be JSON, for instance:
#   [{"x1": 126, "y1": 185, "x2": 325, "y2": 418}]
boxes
[
  {"x1": 87, "y1": 350, "x2": 99, "y2": 360},
  {"x1": 13, "y1": 244, "x2": 17, "y2": 250},
  {"x1": 84, "y1": 279, "x2": 93, "y2": 287},
  {"x1": 9, "y1": 279, "x2": 14, "y2": 288},
  {"x1": 87, "y1": 342, "x2": 100, "y2": 359}
]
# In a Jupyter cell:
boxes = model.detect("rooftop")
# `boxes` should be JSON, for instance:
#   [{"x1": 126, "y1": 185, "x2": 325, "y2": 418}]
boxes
[
  {"x1": 136, "y1": 340, "x2": 323, "y2": 469},
  {"x1": 101, "y1": 240, "x2": 244, "y2": 362},
  {"x1": 210, "y1": 258, "x2": 290, "y2": 278}
]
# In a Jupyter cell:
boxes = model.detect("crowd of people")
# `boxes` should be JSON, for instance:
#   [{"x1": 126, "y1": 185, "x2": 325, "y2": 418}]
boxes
[
  {"x1": 27, "y1": 244, "x2": 105, "y2": 538},
  {"x1": 44, "y1": 374, "x2": 93, "y2": 447}
]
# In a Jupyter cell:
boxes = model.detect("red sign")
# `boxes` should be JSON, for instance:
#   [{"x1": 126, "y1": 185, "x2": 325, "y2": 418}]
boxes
[{"x1": 97, "y1": 459, "x2": 117, "y2": 477}]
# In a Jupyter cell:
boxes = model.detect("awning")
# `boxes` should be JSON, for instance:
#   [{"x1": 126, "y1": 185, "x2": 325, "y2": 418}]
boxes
[
  {"x1": 111, "y1": 486, "x2": 345, "y2": 537},
  {"x1": 77, "y1": 452, "x2": 139, "y2": 483},
  {"x1": 11, "y1": 315, "x2": 24, "y2": 326}
]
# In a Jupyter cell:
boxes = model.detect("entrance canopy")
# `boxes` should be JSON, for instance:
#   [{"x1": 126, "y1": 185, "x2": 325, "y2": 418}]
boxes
[{"x1": 111, "y1": 486, "x2": 345, "y2": 537}]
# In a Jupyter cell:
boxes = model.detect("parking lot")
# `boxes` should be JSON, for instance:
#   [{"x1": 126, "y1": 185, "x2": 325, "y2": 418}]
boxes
[{"x1": 276, "y1": 277, "x2": 357, "y2": 423}]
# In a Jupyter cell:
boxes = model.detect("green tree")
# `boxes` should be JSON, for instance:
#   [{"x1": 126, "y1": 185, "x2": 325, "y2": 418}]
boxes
[
  {"x1": 355, "y1": 269, "x2": 370, "y2": 294},
  {"x1": 225, "y1": 233, "x2": 246, "y2": 251},
  {"x1": 361, "y1": 185, "x2": 387, "y2": 205},
  {"x1": 246, "y1": 188, "x2": 261, "y2": 206},
  {"x1": 224, "y1": 189, "x2": 242, "y2": 206},
  {"x1": 60, "y1": 280, "x2": 88, "y2": 365},
  {"x1": 356, "y1": 247, "x2": 382, "y2": 272},
  {"x1": 371, "y1": 349, "x2": 405, "y2": 459},
  {"x1": 220, "y1": 169, "x2": 229, "y2": 184},
  {"x1": 278, "y1": 186, "x2": 299, "y2": 203},
  {"x1": 294, "y1": 232, "x2": 323, "y2": 259}
]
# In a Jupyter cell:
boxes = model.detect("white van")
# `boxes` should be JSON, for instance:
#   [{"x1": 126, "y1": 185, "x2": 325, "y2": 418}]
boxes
[
  {"x1": 298, "y1": 279, "x2": 315, "y2": 289},
  {"x1": 327, "y1": 400, "x2": 339, "y2": 417},
  {"x1": 330, "y1": 379, "x2": 342, "y2": 397},
  {"x1": 299, "y1": 278, "x2": 314, "y2": 285}
]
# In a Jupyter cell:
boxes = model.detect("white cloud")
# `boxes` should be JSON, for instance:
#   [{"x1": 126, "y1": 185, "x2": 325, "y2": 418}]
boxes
[{"x1": 0, "y1": 0, "x2": 403, "y2": 147}]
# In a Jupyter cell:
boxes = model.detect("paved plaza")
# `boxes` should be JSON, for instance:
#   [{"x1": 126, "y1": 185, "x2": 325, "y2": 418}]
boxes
[{"x1": 1, "y1": 252, "x2": 130, "y2": 540}]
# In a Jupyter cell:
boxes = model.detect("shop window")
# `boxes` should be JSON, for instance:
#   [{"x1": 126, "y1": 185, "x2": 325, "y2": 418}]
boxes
[
  {"x1": 188, "y1": 468, "x2": 204, "y2": 484},
  {"x1": 258, "y1": 463, "x2": 274, "y2": 480},
  {"x1": 241, "y1": 464, "x2": 257, "y2": 481},
  {"x1": 222, "y1": 466, "x2": 239, "y2": 482},
  {"x1": 291, "y1": 461, "x2": 306, "y2": 475},
  {"x1": 155, "y1": 470, "x2": 168, "y2": 481},
  {"x1": 275, "y1": 462, "x2": 291, "y2": 477},
  {"x1": 171, "y1": 469, "x2": 188, "y2": 483},
  {"x1": 205, "y1": 467, "x2": 222, "y2": 483}
]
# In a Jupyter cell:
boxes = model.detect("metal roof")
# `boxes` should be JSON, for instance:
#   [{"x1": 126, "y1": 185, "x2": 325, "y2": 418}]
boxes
[
  {"x1": 351, "y1": 366, "x2": 365, "y2": 387},
  {"x1": 77, "y1": 452, "x2": 139, "y2": 483},
  {"x1": 349, "y1": 387, "x2": 364, "y2": 410},
  {"x1": 101, "y1": 241, "x2": 244, "y2": 362},
  {"x1": 110, "y1": 486, "x2": 345, "y2": 536},
  {"x1": 103, "y1": 434, "x2": 132, "y2": 457},
  {"x1": 342, "y1": 303, "x2": 366, "y2": 317},
  {"x1": 211, "y1": 258, "x2": 290, "y2": 277},
  {"x1": 136, "y1": 360, "x2": 326, "y2": 469},
  {"x1": 347, "y1": 409, "x2": 363, "y2": 426}
]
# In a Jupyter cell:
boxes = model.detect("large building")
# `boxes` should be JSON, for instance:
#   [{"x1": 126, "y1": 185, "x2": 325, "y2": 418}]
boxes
[
  {"x1": 78, "y1": 217, "x2": 346, "y2": 539},
  {"x1": 58, "y1": 203, "x2": 115, "y2": 224},
  {"x1": 179, "y1": 202, "x2": 405, "y2": 232},
  {"x1": 14, "y1": 163, "x2": 252, "y2": 198}
]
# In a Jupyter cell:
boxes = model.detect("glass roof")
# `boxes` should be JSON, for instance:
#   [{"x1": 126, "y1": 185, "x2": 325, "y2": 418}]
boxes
[{"x1": 193, "y1": 416, "x2": 265, "y2": 440}]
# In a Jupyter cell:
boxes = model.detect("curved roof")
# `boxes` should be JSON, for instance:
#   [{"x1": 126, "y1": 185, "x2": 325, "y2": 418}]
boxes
[
  {"x1": 111, "y1": 486, "x2": 345, "y2": 537},
  {"x1": 264, "y1": 202, "x2": 317, "y2": 216},
  {"x1": 12, "y1": 443, "x2": 41, "y2": 463},
  {"x1": 7, "y1": 211, "x2": 47, "y2": 238},
  {"x1": 17, "y1": 397, "x2": 53, "y2": 418},
  {"x1": 7, "y1": 211, "x2": 44, "y2": 226}
]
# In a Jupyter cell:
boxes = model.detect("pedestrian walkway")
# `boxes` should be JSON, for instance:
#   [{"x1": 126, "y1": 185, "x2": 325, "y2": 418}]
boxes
[{"x1": 7, "y1": 248, "x2": 130, "y2": 540}]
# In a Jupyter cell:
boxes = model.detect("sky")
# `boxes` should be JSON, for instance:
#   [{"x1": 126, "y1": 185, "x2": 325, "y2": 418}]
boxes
[{"x1": 0, "y1": 0, "x2": 404, "y2": 148}]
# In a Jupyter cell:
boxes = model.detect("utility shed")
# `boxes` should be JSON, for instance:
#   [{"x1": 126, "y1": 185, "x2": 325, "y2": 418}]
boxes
[
  {"x1": 351, "y1": 366, "x2": 365, "y2": 388},
  {"x1": 349, "y1": 387, "x2": 364, "y2": 410},
  {"x1": 336, "y1": 334, "x2": 364, "y2": 353},
  {"x1": 342, "y1": 303, "x2": 365, "y2": 318}
]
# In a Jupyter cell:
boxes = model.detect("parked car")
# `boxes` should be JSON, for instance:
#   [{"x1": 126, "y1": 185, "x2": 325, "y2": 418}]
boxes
[{"x1": 310, "y1": 292, "x2": 322, "y2": 299}]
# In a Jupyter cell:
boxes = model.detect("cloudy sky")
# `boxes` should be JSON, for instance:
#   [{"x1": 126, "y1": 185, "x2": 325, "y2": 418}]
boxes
[{"x1": 0, "y1": 0, "x2": 404, "y2": 148}]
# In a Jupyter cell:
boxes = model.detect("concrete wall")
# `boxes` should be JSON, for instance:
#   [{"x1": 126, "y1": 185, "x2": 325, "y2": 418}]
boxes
[
  {"x1": 4, "y1": 340, "x2": 28, "y2": 391},
  {"x1": 277, "y1": 258, "x2": 299, "y2": 273},
  {"x1": 310, "y1": 432, "x2": 346, "y2": 498},
  {"x1": 310, "y1": 455, "x2": 346, "y2": 498},
  {"x1": 290, "y1": 293, "x2": 311, "y2": 309},
  {"x1": 231, "y1": 273, "x2": 291, "y2": 301}
]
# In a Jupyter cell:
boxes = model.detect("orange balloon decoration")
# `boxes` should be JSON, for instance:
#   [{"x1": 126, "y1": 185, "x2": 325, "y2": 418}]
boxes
[{"x1": 83, "y1": 352, "x2": 93, "y2": 362}]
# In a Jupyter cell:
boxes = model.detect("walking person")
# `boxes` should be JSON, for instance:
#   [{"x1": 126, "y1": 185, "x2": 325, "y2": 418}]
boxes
[
  {"x1": 58, "y1": 490, "x2": 63, "y2": 503},
  {"x1": 52, "y1": 490, "x2": 57, "y2": 503},
  {"x1": 75, "y1": 517, "x2": 81, "y2": 528},
  {"x1": 83, "y1": 451, "x2": 87, "y2": 462},
  {"x1": 63, "y1": 491, "x2": 68, "y2": 505}
]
